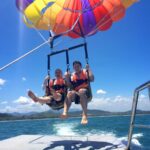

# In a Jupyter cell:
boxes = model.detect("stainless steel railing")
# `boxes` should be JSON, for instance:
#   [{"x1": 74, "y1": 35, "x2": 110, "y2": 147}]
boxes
[{"x1": 126, "y1": 81, "x2": 150, "y2": 150}]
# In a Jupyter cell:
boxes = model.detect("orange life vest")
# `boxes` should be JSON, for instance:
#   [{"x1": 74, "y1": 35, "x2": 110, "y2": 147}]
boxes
[
  {"x1": 49, "y1": 78, "x2": 66, "y2": 94},
  {"x1": 71, "y1": 69, "x2": 88, "y2": 91}
]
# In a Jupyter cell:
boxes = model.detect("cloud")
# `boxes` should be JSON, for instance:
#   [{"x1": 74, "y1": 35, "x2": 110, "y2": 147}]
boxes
[
  {"x1": 139, "y1": 94, "x2": 146, "y2": 99},
  {"x1": 13, "y1": 96, "x2": 31, "y2": 105},
  {"x1": 88, "y1": 95, "x2": 150, "y2": 112},
  {"x1": 90, "y1": 97, "x2": 130, "y2": 112},
  {"x1": 96, "y1": 89, "x2": 107, "y2": 95},
  {"x1": 22, "y1": 77, "x2": 26, "y2": 81},
  {"x1": 70, "y1": 95, "x2": 131, "y2": 112},
  {"x1": 138, "y1": 94, "x2": 150, "y2": 109},
  {"x1": 0, "y1": 103, "x2": 50, "y2": 113},
  {"x1": 0, "y1": 94, "x2": 149, "y2": 113},
  {"x1": 0, "y1": 96, "x2": 50, "y2": 113},
  {"x1": 2, "y1": 106, "x2": 18, "y2": 113},
  {"x1": 0, "y1": 78, "x2": 6, "y2": 86}
]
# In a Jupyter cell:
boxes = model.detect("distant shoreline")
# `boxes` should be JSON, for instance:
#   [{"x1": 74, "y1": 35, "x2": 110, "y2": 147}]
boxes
[{"x1": 1, "y1": 112, "x2": 150, "y2": 122}]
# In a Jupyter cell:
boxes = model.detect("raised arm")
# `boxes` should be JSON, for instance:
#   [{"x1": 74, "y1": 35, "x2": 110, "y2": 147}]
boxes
[
  {"x1": 85, "y1": 64, "x2": 94, "y2": 82},
  {"x1": 42, "y1": 75, "x2": 50, "y2": 90},
  {"x1": 64, "y1": 71, "x2": 72, "y2": 88}
]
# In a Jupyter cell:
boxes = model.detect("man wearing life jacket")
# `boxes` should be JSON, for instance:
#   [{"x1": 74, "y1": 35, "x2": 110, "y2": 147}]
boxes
[
  {"x1": 61, "y1": 61, "x2": 94, "y2": 125},
  {"x1": 28, "y1": 69, "x2": 67, "y2": 109}
]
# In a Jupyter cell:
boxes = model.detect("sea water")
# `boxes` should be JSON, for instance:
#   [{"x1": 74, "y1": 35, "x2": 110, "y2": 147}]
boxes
[{"x1": 0, "y1": 115, "x2": 150, "y2": 149}]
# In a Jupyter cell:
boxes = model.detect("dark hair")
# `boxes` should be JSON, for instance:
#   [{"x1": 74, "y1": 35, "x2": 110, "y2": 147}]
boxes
[
  {"x1": 55, "y1": 69, "x2": 62, "y2": 74},
  {"x1": 73, "y1": 61, "x2": 82, "y2": 67}
]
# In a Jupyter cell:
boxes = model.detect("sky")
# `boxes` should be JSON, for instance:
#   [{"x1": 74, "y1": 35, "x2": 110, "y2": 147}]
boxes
[{"x1": 0, "y1": 0, "x2": 150, "y2": 113}]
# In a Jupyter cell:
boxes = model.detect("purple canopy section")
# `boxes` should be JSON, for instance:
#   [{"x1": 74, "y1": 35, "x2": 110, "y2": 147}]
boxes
[
  {"x1": 16, "y1": 0, "x2": 33, "y2": 11},
  {"x1": 81, "y1": 0, "x2": 96, "y2": 36}
]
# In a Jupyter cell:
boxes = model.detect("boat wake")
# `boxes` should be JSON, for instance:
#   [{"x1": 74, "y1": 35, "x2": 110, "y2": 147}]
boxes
[{"x1": 52, "y1": 122, "x2": 143, "y2": 149}]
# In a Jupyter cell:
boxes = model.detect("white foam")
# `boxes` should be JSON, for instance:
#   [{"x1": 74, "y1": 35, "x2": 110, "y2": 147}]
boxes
[
  {"x1": 84, "y1": 131, "x2": 116, "y2": 138},
  {"x1": 132, "y1": 133, "x2": 143, "y2": 139},
  {"x1": 53, "y1": 122, "x2": 78, "y2": 136},
  {"x1": 118, "y1": 133, "x2": 143, "y2": 148},
  {"x1": 53, "y1": 122, "x2": 143, "y2": 149},
  {"x1": 131, "y1": 139, "x2": 141, "y2": 146},
  {"x1": 131, "y1": 133, "x2": 143, "y2": 146}
]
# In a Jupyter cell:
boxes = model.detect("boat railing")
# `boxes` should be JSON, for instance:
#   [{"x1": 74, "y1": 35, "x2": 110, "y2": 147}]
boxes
[{"x1": 127, "y1": 80, "x2": 150, "y2": 150}]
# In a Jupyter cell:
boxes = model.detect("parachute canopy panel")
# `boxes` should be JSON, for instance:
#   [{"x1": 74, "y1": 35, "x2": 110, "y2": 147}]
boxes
[{"x1": 16, "y1": 0, "x2": 138, "y2": 38}]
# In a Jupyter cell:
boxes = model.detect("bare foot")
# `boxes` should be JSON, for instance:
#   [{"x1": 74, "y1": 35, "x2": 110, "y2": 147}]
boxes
[
  {"x1": 60, "y1": 113, "x2": 68, "y2": 119},
  {"x1": 81, "y1": 116, "x2": 88, "y2": 125},
  {"x1": 28, "y1": 90, "x2": 38, "y2": 102}
]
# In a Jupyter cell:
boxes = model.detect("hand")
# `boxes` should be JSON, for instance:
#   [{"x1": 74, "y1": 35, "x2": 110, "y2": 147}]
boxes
[
  {"x1": 85, "y1": 64, "x2": 90, "y2": 70},
  {"x1": 43, "y1": 75, "x2": 50, "y2": 89},
  {"x1": 50, "y1": 87, "x2": 55, "y2": 94},
  {"x1": 64, "y1": 71, "x2": 71, "y2": 79},
  {"x1": 45, "y1": 75, "x2": 50, "y2": 80}
]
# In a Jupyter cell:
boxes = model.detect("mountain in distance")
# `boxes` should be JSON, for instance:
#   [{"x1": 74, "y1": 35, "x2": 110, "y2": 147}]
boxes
[{"x1": 0, "y1": 109, "x2": 150, "y2": 121}]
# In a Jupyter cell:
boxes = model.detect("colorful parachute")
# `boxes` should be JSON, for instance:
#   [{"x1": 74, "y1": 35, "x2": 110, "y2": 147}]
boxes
[{"x1": 16, "y1": 0, "x2": 138, "y2": 38}]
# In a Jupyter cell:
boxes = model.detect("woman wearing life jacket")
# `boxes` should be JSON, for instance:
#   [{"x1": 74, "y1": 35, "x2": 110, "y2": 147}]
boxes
[
  {"x1": 61, "y1": 61, "x2": 94, "y2": 124},
  {"x1": 28, "y1": 69, "x2": 67, "y2": 109}
]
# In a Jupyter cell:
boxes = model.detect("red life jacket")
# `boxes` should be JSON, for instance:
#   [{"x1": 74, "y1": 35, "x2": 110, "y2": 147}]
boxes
[
  {"x1": 49, "y1": 78, "x2": 66, "y2": 94},
  {"x1": 71, "y1": 69, "x2": 88, "y2": 91}
]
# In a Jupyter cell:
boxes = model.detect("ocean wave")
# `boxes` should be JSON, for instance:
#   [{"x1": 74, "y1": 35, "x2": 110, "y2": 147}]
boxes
[
  {"x1": 53, "y1": 122, "x2": 79, "y2": 136},
  {"x1": 131, "y1": 133, "x2": 143, "y2": 146},
  {"x1": 53, "y1": 122, "x2": 116, "y2": 137},
  {"x1": 84, "y1": 131, "x2": 116, "y2": 137},
  {"x1": 118, "y1": 133, "x2": 143, "y2": 149},
  {"x1": 52, "y1": 121, "x2": 143, "y2": 149},
  {"x1": 132, "y1": 133, "x2": 143, "y2": 139}
]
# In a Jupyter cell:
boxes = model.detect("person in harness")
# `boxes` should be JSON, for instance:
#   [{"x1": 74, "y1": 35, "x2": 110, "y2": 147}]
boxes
[
  {"x1": 28, "y1": 69, "x2": 67, "y2": 110},
  {"x1": 61, "y1": 61, "x2": 94, "y2": 124}
]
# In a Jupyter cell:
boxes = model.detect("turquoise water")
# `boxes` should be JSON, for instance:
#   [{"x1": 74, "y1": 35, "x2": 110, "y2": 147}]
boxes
[{"x1": 0, "y1": 115, "x2": 150, "y2": 149}]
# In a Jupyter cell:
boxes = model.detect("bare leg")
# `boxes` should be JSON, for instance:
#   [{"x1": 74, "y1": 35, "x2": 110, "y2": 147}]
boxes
[
  {"x1": 60, "y1": 99, "x2": 69, "y2": 119},
  {"x1": 28, "y1": 90, "x2": 38, "y2": 102},
  {"x1": 61, "y1": 91, "x2": 75, "y2": 119},
  {"x1": 37, "y1": 96, "x2": 53, "y2": 104},
  {"x1": 28, "y1": 90, "x2": 52, "y2": 104},
  {"x1": 78, "y1": 89, "x2": 88, "y2": 125}
]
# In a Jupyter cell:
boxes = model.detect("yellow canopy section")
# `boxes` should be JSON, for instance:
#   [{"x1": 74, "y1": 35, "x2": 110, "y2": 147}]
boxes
[
  {"x1": 43, "y1": 0, "x2": 66, "y2": 30},
  {"x1": 23, "y1": 0, "x2": 57, "y2": 29},
  {"x1": 122, "y1": 0, "x2": 139, "y2": 8},
  {"x1": 22, "y1": 0, "x2": 139, "y2": 32}
]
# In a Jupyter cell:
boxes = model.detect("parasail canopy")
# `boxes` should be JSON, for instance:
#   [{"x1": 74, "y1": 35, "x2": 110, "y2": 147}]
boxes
[{"x1": 16, "y1": 0, "x2": 138, "y2": 38}]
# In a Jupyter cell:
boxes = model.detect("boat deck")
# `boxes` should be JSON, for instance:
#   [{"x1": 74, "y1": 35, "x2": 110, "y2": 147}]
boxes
[{"x1": 0, "y1": 134, "x2": 127, "y2": 150}]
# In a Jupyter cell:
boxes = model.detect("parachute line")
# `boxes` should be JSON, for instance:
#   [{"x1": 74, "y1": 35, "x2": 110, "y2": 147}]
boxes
[{"x1": 0, "y1": 40, "x2": 50, "y2": 72}]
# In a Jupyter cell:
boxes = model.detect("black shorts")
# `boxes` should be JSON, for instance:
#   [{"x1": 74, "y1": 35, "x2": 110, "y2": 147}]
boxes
[
  {"x1": 74, "y1": 88, "x2": 92, "y2": 104},
  {"x1": 46, "y1": 93, "x2": 65, "y2": 110}
]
